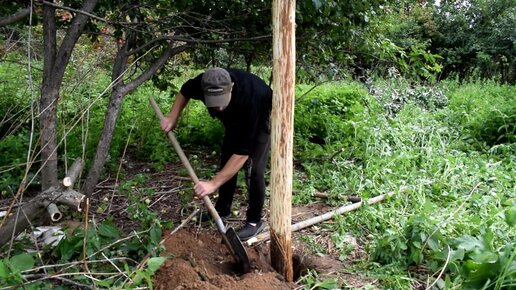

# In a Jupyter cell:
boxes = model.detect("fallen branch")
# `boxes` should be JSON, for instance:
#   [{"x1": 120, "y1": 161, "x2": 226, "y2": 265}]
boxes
[
  {"x1": 313, "y1": 192, "x2": 361, "y2": 203},
  {"x1": 0, "y1": 161, "x2": 86, "y2": 248},
  {"x1": 247, "y1": 192, "x2": 395, "y2": 246},
  {"x1": 0, "y1": 186, "x2": 85, "y2": 246}
]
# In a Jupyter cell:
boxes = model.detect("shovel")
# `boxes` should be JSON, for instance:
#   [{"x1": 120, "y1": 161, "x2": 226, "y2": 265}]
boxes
[{"x1": 149, "y1": 96, "x2": 251, "y2": 273}]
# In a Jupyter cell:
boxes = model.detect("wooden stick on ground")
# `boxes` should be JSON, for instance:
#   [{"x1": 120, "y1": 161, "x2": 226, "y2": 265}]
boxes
[{"x1": 246, "y1": 192, "x2": 395, "y2": 246}]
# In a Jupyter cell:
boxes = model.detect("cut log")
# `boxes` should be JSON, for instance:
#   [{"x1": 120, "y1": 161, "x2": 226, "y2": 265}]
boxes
[
  {"x1": 62, "y1": 158, "x2": 84, "y2": 187},
  {"x1": 45, "y1": 202, "x2": 62, "y2": 222},
  {"x1": 0, "y1": 187, "x2": 85, "y2": 247},
  {"x1": 247, "y1": 192, "x2": 394, "y2": 246}
]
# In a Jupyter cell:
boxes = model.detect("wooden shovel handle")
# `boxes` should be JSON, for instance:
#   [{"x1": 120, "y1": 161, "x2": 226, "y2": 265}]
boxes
[{"x1": 148, "y1": 96, "x2": 226, "y2": 233}]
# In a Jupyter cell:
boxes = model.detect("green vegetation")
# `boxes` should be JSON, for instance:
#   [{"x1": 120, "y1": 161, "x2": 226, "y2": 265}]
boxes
[
  {"x1": 1, "y1": 54, "x2": 515, "y2": 287},
  {"x1": 1, "y1": 0, "x2": 514, "y2": 288},
  {"x1": 292, "y1": 79, "x2": 515, "y2": 289},
  {"x1": 0, "y1": 174, "x2": 168, "y2": 289}
]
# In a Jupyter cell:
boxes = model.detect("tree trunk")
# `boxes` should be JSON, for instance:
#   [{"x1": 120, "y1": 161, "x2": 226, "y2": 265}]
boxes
[
  {"x1": 40, "y1": 3, "x2": 59, "y2": 190},
  {"x1": 83, "y1": 88, "x2": 125, "y2": 196},
  {"x1": 270, "y1": 0, "x2": 295, "y2": 282},
  {"x1": 83, "y1": 38, "x2": 181, "y2": 196},
  {"x1": 39, "y1": 0, "x2": 98, "y2": 190}
]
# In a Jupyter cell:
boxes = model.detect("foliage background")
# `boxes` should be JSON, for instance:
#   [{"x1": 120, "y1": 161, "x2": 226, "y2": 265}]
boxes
[{"x1": 0, "y1": 0, "x2": 515, "y2": 288}]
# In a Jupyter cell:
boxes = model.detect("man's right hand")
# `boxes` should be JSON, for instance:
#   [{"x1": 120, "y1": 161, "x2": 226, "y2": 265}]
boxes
[{"x1": 160, "y1": 116, "x2": 174, "y2": 133}]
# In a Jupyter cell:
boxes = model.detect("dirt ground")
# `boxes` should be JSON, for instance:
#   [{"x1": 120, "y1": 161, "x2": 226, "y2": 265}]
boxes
[
  {"x1": 92, "y1": 152, "x2": 375, "y2": 289},
  {"x1": 1, "y1": 151, "x2": 375, "y2": 289},
  {"x1": 152, "y1": 212, "x2": 360, "y2": 290}
]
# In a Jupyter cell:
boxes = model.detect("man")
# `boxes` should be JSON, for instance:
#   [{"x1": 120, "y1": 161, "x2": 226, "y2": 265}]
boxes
[{"x1": 160, "y1": 67, "x2": 272, "y2": 241}]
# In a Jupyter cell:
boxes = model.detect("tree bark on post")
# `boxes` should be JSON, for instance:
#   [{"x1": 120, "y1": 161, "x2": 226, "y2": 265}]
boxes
[{"x1": 270, "y1": 0, "x2": 295, "y2": 282}]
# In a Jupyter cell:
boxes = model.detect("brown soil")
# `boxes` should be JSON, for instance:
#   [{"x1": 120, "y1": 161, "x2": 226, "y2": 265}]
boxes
[
  {"x1": 52, "y1": 151, "x2": 376, "y2": 289},
  {"x1": 153, "y1": 228, "x2": 293, "y2": 290}
]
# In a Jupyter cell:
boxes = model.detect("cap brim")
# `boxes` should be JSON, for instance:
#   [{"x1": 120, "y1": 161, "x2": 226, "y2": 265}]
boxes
[{"x1": 205, "y1": 93, "x2": 231, "y2": 107}]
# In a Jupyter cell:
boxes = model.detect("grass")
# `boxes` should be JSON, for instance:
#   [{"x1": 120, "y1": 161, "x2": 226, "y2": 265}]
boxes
[
  {"x1": 291, "y1": 79, "x2": 515, "y2": 289},
  {"x1": 0, "y1": 57, "x2": 514, "y2": 288}
]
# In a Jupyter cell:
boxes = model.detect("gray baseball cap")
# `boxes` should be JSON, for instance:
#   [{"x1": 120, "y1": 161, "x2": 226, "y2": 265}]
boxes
[{"x1": 201, "y1": 68, "x2": 232, "y2": 107}]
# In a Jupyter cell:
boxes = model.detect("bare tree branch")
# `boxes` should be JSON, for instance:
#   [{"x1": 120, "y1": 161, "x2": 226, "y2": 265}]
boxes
[
  {"x1": 0, "y1": 7, "x2": 30, "y2": 26},
  {"x1": 52, "y1": 0, "x2": 99, "y2": 87},
  {"x1": 40, "y1": 0, "x2": 107, "y2": 24},
  {"x1": 122, "y1": 43, "x2": 190, "y2": 94},
  {"x1": 127, "y1": 35, "x2": 271, "y2": 56}
]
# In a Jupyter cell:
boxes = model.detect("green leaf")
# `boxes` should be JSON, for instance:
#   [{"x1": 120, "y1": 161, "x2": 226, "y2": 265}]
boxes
[
  {"x1": 95, "y1": 279, "x2": 114, "y2": 287},
  {"x1": 456, "y1": 236, "x2": 483, "y2": 251},
  {"x1": 150, "y1": 226, "x2": 162, "y2": 245},
  {"x1": 0, "y1": 260, "x2": 8, "y2": 278},
  {"x1": 428, "y1": 238, "x2": 440, "y2": 251},
  {"x1": 470, "y1": 251, "x2": 499, "y2": 264},
  {"x1": 56, "y1": 239, "x2": 76, "y2": 261},
  {"x1": 505, "y1": 207, "x2": 516, "y2": 227},
  {"x1": 147, "y1": 257, "x2": 165, "y2": 273},
  {"x1": 9, "y1": 253, "x2": 35, "y2": 272},
  {"x1": 450, "y1": 248, "x2": 465, "y2": 261},
  {"x1": 98, "y1": 221, "x2": 120, "y2": 239},
  {"x1": 314, "y1": 278, "x2": 338, "y2": 289}
]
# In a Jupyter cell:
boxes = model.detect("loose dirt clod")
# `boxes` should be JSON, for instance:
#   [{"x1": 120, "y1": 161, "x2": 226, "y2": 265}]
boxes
[{"x1": 153, "y1": 228, "x2": 293, "y2": 290}]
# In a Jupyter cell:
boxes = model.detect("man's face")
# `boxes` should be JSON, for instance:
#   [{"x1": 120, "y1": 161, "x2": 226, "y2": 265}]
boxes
[
  {"x1": 208, "y1": 82, "x2": 233, "y2": 112},
  {"x1": 212, "y1": 106, "x2": 226, "y2": 112}
]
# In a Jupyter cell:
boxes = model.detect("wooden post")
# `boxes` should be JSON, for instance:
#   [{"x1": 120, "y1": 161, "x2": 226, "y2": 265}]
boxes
[{"x1": 270, "y1": 0, "x2": 295, "y2": 281}]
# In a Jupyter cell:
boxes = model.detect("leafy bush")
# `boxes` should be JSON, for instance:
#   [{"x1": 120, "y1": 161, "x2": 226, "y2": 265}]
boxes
[
  {"x1": 368, "y1": 77, "x2": 448, "y2": 115},
  {"x1": 294, "y1": 82, "x2": 369, "y2": 156},
  {"x1": 444, "y1": 81, "x2": 516, "y2": 148}
]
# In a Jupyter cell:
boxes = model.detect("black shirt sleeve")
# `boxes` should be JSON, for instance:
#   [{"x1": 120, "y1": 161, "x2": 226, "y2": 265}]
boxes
[{"x1": 180, "y1": 73, "x2": 204, "y2": 101}]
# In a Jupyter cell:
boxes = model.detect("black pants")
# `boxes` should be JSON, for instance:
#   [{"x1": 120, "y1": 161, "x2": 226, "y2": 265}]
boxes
[{"x1": 214, "y1": 131, "x2": 270, "y2": 223}]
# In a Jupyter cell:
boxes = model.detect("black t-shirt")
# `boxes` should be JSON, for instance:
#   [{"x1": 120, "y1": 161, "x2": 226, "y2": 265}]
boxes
[{"x1": 180, "y1": 68, "x2": 272, "y2": 156}]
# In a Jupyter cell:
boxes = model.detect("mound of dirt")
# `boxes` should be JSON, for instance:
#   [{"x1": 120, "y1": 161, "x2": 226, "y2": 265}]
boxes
[{"x1": 153, "y1": 228, "x2": 293, "y2": 290}]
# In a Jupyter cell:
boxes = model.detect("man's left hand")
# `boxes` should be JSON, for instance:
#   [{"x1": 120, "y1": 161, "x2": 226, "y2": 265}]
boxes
[{"x1": 194, "y1": 181, "x2": 218, "y2": 198}]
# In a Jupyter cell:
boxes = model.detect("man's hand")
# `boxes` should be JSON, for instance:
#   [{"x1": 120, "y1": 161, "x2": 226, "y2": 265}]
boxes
[
  {"x1": 160, "y1": 116, "x2": 174, "y2": 133},
  {"x1": 194, "y1": 180, "x2": 218, "y2": 198}
]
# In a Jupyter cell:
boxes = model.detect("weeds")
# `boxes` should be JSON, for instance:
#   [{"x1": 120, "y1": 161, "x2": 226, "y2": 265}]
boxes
[
  {"x1": 293, "y1": 79, "x2": 515, "y2": 288},
  {"x1": 0, "y1": 57, "x2": 514, "y2": 288}
]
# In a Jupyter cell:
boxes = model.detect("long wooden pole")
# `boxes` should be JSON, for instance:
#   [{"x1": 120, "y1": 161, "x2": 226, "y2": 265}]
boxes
[
  {"x1": 247, "y1": 192, "x2": 395, "y2": 246},
  {"x1": 270, "y1": 0, "x2": 295, "y2": 281}
]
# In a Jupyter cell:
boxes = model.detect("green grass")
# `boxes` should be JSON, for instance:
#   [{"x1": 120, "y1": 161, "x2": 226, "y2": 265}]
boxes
[
  {"x1": 0, "y1": 57, "x2": 514, "y2": 288},
  {"x1": 292, "y1": 79, "x2": 515, "y2": 289}
]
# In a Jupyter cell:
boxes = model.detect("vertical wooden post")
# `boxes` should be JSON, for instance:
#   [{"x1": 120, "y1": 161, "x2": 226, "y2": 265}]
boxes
[{"x1": 270, "y1": 0, "x2": 295, "y2": 282}]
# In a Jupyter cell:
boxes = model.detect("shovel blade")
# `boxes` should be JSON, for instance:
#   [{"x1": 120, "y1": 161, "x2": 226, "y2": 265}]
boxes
[{"x1": 223, "y1": 227, "x2": 251, "y2": 273}]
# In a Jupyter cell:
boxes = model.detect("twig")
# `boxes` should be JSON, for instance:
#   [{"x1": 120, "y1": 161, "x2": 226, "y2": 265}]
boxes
[
  {"x1": 102, "y1": 252, "x2": 129, "y2": 279},
  {"x1": 81, "y1": 197, "x2": 97, "y2": 289},
  {"x1": 148, "y1": 193, "x2": 167, "y2": 208},
  {"x1": 19, "y1": 274, "x2": 94, "y2": 290},
  {"x1": 154, "y1": 186, "x2": 184, "y2": 195},
  {"x1": 22, "y1": 258, "x2": 138, "y2": 274},
  {"x1": 420, "y1": 182, "x2": 481, "y2": 255},
  {"x1": 1, "y1": 272, "x2": 121, "y2": 290},
  {"x1": 425, "y1": 245, "x2": 451, "y2": 290},
  {"x1": 329, "y1": 147, "x2": 345, "y2": 160},
  {"x1": 122, "y1": 209, "x2": 200, "y2": 288},
  {"x1": 107, "y1": 122, "x2": 135, "y2": 215},
  {"x1": 296, "y1": 79, "x2": 335, "y2": 101},
  {"x1": 40, "y1": 0, "x2": 109, "y2": 24},
  {"x1": 247, "y1": 192, "x2": 395, "y2": 245}
]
